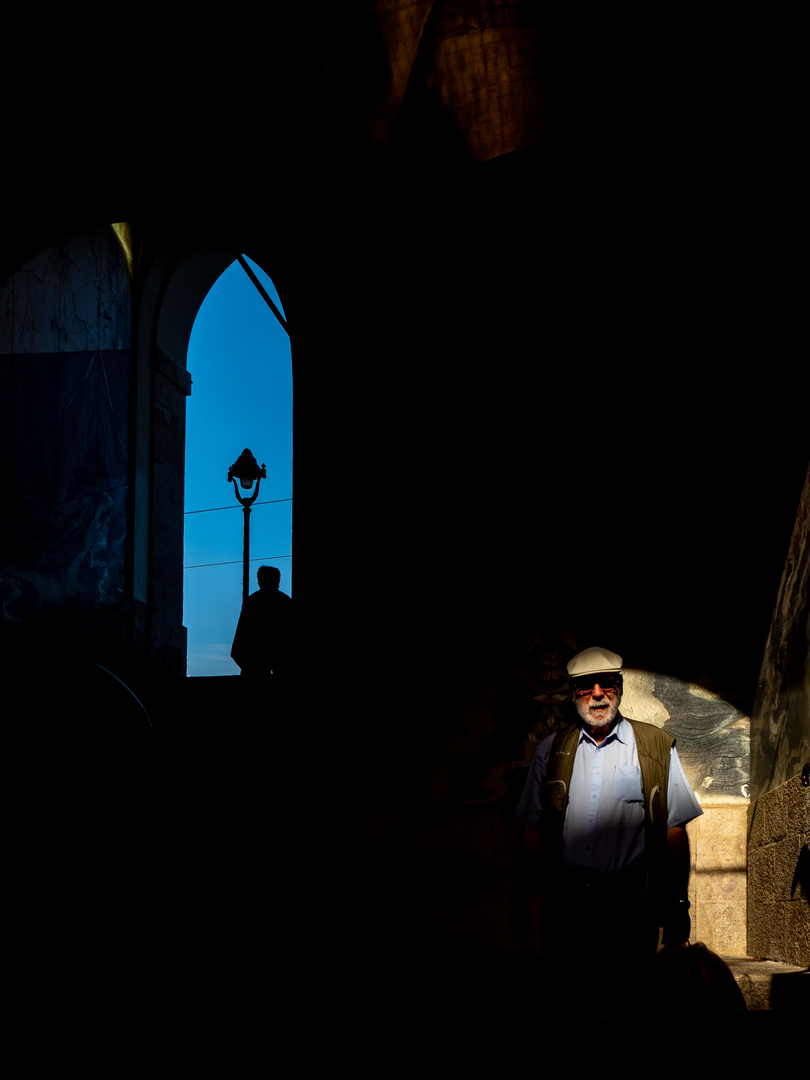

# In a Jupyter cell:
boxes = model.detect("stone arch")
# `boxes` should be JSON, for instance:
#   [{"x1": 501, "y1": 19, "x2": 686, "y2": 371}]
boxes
[{"x1": 132, "y1": 241, "x2": 290, "y2": 681}]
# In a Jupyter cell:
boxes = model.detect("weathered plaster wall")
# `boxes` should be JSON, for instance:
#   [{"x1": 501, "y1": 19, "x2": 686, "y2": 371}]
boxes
[{"x1": 0, "y1": 227, "x2": 133, "y2": 655}]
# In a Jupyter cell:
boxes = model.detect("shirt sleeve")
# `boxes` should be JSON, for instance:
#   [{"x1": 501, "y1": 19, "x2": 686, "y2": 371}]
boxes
[
  {"x1": 515, "y1": 738, "x2": 551, "y2": 826},
  {"x1": 666, "y1": 746, "x2": 703, "y2": 828}
]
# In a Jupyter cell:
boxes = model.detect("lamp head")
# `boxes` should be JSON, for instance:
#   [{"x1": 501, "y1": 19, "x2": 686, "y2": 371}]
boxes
[{"x1": 228, "y1": 448, "x2": 266, "y2": 490}]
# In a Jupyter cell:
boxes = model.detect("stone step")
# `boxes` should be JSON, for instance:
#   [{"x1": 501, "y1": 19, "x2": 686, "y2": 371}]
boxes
[{"x1": 723, "y1": 956, "x2": 809, "y2": 1011}]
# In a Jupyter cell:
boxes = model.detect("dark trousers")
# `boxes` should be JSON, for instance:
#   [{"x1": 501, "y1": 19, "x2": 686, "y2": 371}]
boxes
[{"x1": 538, "y1": 866, "x2": 660, "y2": 1008}]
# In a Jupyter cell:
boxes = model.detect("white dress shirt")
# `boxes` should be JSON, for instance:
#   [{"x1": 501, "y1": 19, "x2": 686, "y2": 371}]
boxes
[{"x1": 515, "y1": 717, "x2": 703, "y2": 873}]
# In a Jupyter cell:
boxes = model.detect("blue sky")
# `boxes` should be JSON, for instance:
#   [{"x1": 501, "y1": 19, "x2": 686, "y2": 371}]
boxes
[{"x1": 183, "y1": 257, "x2": 292, "y2": 676}]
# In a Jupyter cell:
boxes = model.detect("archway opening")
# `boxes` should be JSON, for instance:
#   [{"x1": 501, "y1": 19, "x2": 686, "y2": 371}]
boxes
[{"x1": 183, "y1": 256, "x2": 292, "y2": 676}]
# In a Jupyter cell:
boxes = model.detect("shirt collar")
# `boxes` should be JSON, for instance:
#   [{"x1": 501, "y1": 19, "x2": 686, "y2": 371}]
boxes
[{"x1": 578, "y1": 714, "x2": 630, "y2": 747}]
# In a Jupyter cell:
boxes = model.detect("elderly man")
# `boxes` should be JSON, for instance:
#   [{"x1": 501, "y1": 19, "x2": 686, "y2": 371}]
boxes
[{"x1": 511, "y1": 646, "x2": 703, "y2": 1002}]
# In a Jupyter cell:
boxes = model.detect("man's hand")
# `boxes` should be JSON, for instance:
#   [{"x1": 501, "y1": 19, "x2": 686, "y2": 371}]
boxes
[{"x1": 662, "y1": 826, "x2": 692, "y2": 946}]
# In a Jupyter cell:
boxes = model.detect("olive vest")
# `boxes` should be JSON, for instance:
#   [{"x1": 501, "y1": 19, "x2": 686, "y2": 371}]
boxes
[{"x1": 542, "y1": 717, "x2": 674, "y2": 903}]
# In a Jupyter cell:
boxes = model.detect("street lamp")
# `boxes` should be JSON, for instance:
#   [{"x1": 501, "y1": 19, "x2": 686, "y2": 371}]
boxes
[{"x1": 227, "y1": 448, "x2": 267, "y2": 606}]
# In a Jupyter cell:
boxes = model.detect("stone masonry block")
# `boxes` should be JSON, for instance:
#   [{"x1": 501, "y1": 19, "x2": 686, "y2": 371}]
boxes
[
  {"x1": 691, "y1": 800, "x2": 748, "y2": 956},
  {"x1": 747, "y1": 774, "x2": 810, "y2": 967}
]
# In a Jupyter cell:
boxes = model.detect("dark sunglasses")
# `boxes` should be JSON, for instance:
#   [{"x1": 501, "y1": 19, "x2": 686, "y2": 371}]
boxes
[{"x1": 572, "y1": 675, "x2": 622, "y2": 697}]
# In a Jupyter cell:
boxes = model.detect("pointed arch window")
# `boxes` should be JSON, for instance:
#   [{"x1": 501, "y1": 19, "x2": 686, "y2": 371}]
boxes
[{"x1": 183, "y1": 256, "x2": 292, "y2": 676}]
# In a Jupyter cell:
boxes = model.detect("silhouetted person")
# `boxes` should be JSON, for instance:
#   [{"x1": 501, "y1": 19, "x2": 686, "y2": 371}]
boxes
[
  {"x1": 652, "y1": 942, "x2": 749, "y2": 1016},
  {"x1": 231, "y1": 566, "x2": 292, "y2": 679}
]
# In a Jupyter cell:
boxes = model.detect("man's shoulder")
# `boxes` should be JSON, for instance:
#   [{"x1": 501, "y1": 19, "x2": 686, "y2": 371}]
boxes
[
  {"x1": 253, "y1": 588, "x2": 291, "y2": 602},
  {"x1": 622, "y1": 717, "x2": 676, "y2": 760},
  {"x1": 535, "y1": 723, "x2": 578, "y2": 759}
]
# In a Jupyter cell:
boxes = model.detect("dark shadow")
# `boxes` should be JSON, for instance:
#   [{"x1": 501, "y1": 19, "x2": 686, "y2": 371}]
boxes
[
  {"x1": 793, "y1": 842, "x2": 810, "y2": 905},
  {"x1": 652, "y1": 943, "x2": 749, "y2": 1016},
  {"x1": 771, "y1": 968, "x2": 810, "y2": 1010}
]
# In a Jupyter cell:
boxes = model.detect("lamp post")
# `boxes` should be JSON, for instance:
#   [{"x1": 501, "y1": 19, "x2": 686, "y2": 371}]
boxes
[{"x1": 228, "y1": 448, "x2": 267, "y2": 606}]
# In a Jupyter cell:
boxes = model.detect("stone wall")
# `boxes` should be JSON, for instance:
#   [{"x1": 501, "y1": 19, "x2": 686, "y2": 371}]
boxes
[
  {"x1": 0, "y1": 223, "x2": 196, "y2": 693},
  {"x1": 750, "y1": 464, "x2": 810, "y2": 800},
  {"x1": 690, "y1": 799, "x2": 748, "y2": 957},
  {"x1": 747, "y1": 465, "x2": 809, "y2": 964},
  {"x1": 747, "y1": 774, "x2": 810, "y2": 968},
  {"x1": 0, "y1": 226, "x2": 133, "y2": 668},
  {"x1": 148, "y1": 346, "x2": 191, "y2": 679}
]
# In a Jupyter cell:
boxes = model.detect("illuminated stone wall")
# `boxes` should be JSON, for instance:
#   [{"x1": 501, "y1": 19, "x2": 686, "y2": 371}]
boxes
[
  {"x1": 748, "y1": 466, "x2": 810, "y2": 966},
  {"x1": 750, "y1": 465, "x2": 809, "y2": 799},
  {"x1": 747, "y1": 775, "x2": 810, "y2": 968}
]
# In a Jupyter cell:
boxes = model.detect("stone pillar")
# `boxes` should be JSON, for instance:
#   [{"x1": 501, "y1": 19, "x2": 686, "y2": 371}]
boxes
[
  {"x1": 149, "y1": 346, "x2": 191, "y2": 679},
  {"x1": 690, "y1": 798, "x2": 748, "y2": 956}
]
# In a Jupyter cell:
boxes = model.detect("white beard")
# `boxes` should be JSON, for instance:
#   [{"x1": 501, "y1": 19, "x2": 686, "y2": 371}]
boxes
[{"x1": 575, "y1": 694, "x2": 621, "y2": 730}]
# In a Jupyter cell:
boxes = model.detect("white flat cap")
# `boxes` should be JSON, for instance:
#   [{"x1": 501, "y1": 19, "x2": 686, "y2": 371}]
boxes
[{"x1": 566, "y1": 646, "x2": 623, "y2": 678}]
